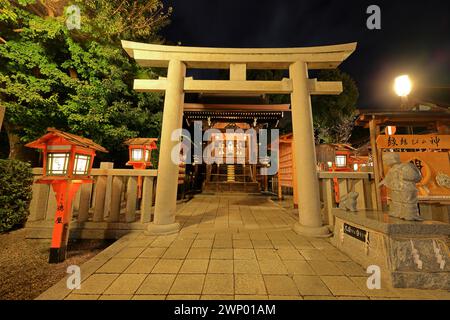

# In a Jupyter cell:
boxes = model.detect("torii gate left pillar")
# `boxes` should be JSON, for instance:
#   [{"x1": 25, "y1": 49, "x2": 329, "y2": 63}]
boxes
[{"x1": 147, "y1": 59, "x2": 185, "y2": 234}]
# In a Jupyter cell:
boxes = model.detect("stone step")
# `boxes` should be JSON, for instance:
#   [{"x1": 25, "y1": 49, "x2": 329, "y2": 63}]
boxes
[{"x1": 203, "y1": 182, "x2": 260, "y2": 193}]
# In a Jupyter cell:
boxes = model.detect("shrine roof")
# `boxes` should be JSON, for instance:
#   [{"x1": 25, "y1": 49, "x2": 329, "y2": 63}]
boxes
[
  {"x1": 25, "y1": 128, "x2": 108, "y2": 153},
  {"x1": 124, "y1": 138, "x2": 158, "y2": 146},
  {"x1": 183, "y1": 103, "x2": 288, "y2": 122},
  {"x1": 355, "y1": 104, "x2": 450, "y2": 127}
]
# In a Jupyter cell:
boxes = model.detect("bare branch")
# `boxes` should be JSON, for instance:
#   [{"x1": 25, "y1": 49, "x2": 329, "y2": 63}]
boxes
[{"x1": 111, "y1": 0, "x2": 127, "y2": 16}]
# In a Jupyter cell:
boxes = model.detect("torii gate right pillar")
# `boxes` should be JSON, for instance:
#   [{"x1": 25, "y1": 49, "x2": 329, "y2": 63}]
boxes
[{"x1": 290, "y1": 61, "x2": 330, "y2": 237}]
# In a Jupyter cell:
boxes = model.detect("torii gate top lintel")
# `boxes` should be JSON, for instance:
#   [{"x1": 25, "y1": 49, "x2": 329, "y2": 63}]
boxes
[
  {"x1": 121, "y1": 40, "x2": 357, "y2": 95},
  {"x1": 121, "y1": 40, "x2": 357, "y2": 70}
]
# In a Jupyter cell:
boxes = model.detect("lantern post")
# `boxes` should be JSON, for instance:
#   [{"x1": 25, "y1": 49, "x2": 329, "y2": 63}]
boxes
[
  {"x1": 124, "y1": 138, "x2": 158, "y2": 198},
  {"x1": 26, "y1": 128, "x2": 107, "y2": 263}
]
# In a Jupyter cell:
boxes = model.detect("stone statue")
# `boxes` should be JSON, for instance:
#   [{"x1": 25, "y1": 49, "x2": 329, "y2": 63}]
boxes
[
  {"x1": 339, "y1": 191, "x2": 359, "y2": 212},
  {"x1": 380, "y1": 153, "x2": 423, "y2": 221}
]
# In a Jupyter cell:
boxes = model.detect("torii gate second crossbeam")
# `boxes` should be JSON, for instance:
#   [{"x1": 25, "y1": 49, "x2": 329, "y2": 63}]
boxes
[{"x1": 122, "y1": 40, "x2": 357, "y2": 237}]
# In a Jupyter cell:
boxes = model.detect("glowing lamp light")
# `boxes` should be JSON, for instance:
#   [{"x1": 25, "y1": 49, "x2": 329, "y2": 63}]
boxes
[
  {"x1": 125, "y1": 138, "x2": 158, "y2": 169},
  {"x1": 335, "y1": 155, "x2": 347, "y2": 168},
  {"x1": 385, "y1": 126, "x2": 396, "y2": 136},
  {"x1": 353, "y1": 163, "x2": 359, "y2": 172},
  {"x1": 327, "y1": 161, "x2": 333, "y2": 168},
  {"x1": 131, "y1": 148, "x2": 143, "y2": 161},
  {"x1": 73, "y1": 154, "x2": 91, "y2": 175},
  {"x1": 394, "y1": 75, "x2": 412, "y2": 97},
  {"x1": 46, "y1": 152, "x2": 69, "y2": 175}
]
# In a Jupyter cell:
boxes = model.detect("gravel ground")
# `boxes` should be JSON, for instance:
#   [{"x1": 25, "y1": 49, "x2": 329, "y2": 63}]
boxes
[{"x1": 0, "y1": 228, "x2": 112, "y2": 300}]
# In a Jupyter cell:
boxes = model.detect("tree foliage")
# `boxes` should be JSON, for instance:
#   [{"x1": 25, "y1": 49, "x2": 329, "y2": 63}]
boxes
[
  {"x1": 0, "y1": 159, "x2": 33, "y2": 233},
  {"x1": 312, "y1": 69, "x2": 359, "y2": 144},
  {"x1": 248, "y1": 68, "x2": 359, "y2": 143},
  {"x1": 0, "y1": 0, "x2": 171, "y2": 163}
]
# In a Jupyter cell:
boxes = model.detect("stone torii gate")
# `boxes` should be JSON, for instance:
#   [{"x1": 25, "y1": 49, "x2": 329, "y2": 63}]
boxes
[{"x1": 122, "y1": 40, "x2": 357, "y2": 237}]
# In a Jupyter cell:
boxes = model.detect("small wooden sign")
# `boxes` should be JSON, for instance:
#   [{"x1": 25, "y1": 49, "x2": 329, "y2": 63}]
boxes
[
  {"x1": 376, "y1": 134, "x2": 450, "y2": 149},
  {"x1": 344, "y1": 223, "x2": 367, "y2": 242}
]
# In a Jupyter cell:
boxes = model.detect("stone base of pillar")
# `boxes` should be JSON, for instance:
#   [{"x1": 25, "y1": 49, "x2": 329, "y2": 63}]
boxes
[
  {"x1": 293, "y1": 222, "x2": 332, "y2": 238},
  {"x1": 145, "y1": 222, "x2": 180, "y2": 235}
]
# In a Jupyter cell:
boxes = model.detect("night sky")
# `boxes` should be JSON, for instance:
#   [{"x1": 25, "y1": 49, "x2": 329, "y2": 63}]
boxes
[{"x1": 161, "y1": 0, "x2": 450, "y2": 109}]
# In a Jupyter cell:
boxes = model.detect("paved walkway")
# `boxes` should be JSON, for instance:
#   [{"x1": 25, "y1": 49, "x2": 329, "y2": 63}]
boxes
[{"x1": 38, "y1": 195, "x2": 450, "y2": 300}]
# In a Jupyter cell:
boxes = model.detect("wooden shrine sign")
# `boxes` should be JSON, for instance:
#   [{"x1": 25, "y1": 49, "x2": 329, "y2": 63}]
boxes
[{"x1": 376, "y1": 134, "x2": 450, "y2": 150}]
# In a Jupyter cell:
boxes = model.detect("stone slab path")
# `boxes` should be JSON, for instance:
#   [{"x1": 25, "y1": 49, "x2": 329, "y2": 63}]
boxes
[{"x1": 38, "y1": 195, "x2": 450, "y2": 300}]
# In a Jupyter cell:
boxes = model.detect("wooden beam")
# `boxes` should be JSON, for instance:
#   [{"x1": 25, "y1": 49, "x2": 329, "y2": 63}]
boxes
[{"x1": 134, "y1": 78, "x2": 343, "y2": 95}]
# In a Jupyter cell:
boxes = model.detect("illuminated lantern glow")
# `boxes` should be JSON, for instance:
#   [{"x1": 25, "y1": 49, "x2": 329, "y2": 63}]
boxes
[
  {"x1": 125, "y1": 138, "x2": 158, "y2": 169},
  {"x1": 394, "y1": 75, "x2": 412, "y2": 97},
  {"x1": 131, "y1": 148, "x2": 144, "y2": 161},
  {"x1": 25, "y1": 128, "x2": 107, "y2": 263},
  {"x1": 73, "y1": 154, "x2": 91, "y2": 175},
  {"x1": 335, "y1": 155, "x2": 347, "y2": 167},
  {"x1": 47, "y1": 152, "x2": 70, "y2": 175},
  {"x1": 125, "y1": 138, "x2": 158, "y2": 198},
  {"x1": 353, "y1": 163, "x2": 359, "y2": 172},
  {"x1": 385, "y1": 126, "x2": 397, "y2": 136}
]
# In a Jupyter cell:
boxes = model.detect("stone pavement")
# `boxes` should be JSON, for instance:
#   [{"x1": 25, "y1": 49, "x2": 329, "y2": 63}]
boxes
[{"x1": 38, "y1": 195, "x2": 450, "y2": 300}]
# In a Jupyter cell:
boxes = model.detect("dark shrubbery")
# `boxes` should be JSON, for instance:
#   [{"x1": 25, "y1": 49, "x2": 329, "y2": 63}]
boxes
[{"x1": 0, "y1": 159, "x2": 34, "y2": 233}]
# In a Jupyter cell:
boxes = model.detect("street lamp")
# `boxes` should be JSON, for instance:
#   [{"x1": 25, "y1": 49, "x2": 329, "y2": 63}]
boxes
[
  {"x1": 394, "y1": 75, "x2": 412, "y2": 110},
  {"x1": 26, "y1": 128, "x2": 107, "y2": 263},
  {"x1": 394, "y1": 75, "x2": 412, "y2": 97}
]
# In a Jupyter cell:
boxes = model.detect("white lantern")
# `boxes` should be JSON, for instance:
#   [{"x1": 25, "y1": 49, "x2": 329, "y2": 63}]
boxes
[
  {"x1": 73, "y1": 154, "x2": 91, "y2": 175},
  {"x1": 335, "y1": 155, "x2": 347, "y2": 167},
  {"x1": 131, "y1": 148, "x2": 143, "y2": 161},
  {"x1": 47, "y1": 152, "x2": 70, "y2": 175}
]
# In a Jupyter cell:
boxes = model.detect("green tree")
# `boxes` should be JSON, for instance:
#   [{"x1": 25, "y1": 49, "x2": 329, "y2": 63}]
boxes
[
  {"x1": 0, "y1": 0, "x2": 171, "y2": 164},
  {"x1": 311, "y1": 69, "x2": 359, "y2": 144},
  {"x1": 248, "y1": 69, "x2": 359, "y2": 142}
]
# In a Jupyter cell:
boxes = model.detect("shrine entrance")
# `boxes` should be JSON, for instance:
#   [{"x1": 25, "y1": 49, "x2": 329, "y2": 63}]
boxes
[
  {"x1": 122, "y1": 40, "x2": 357, "y2": 237},
  {"x1": 183, "y1": 103, "x2": 289, "y2": 194}
]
